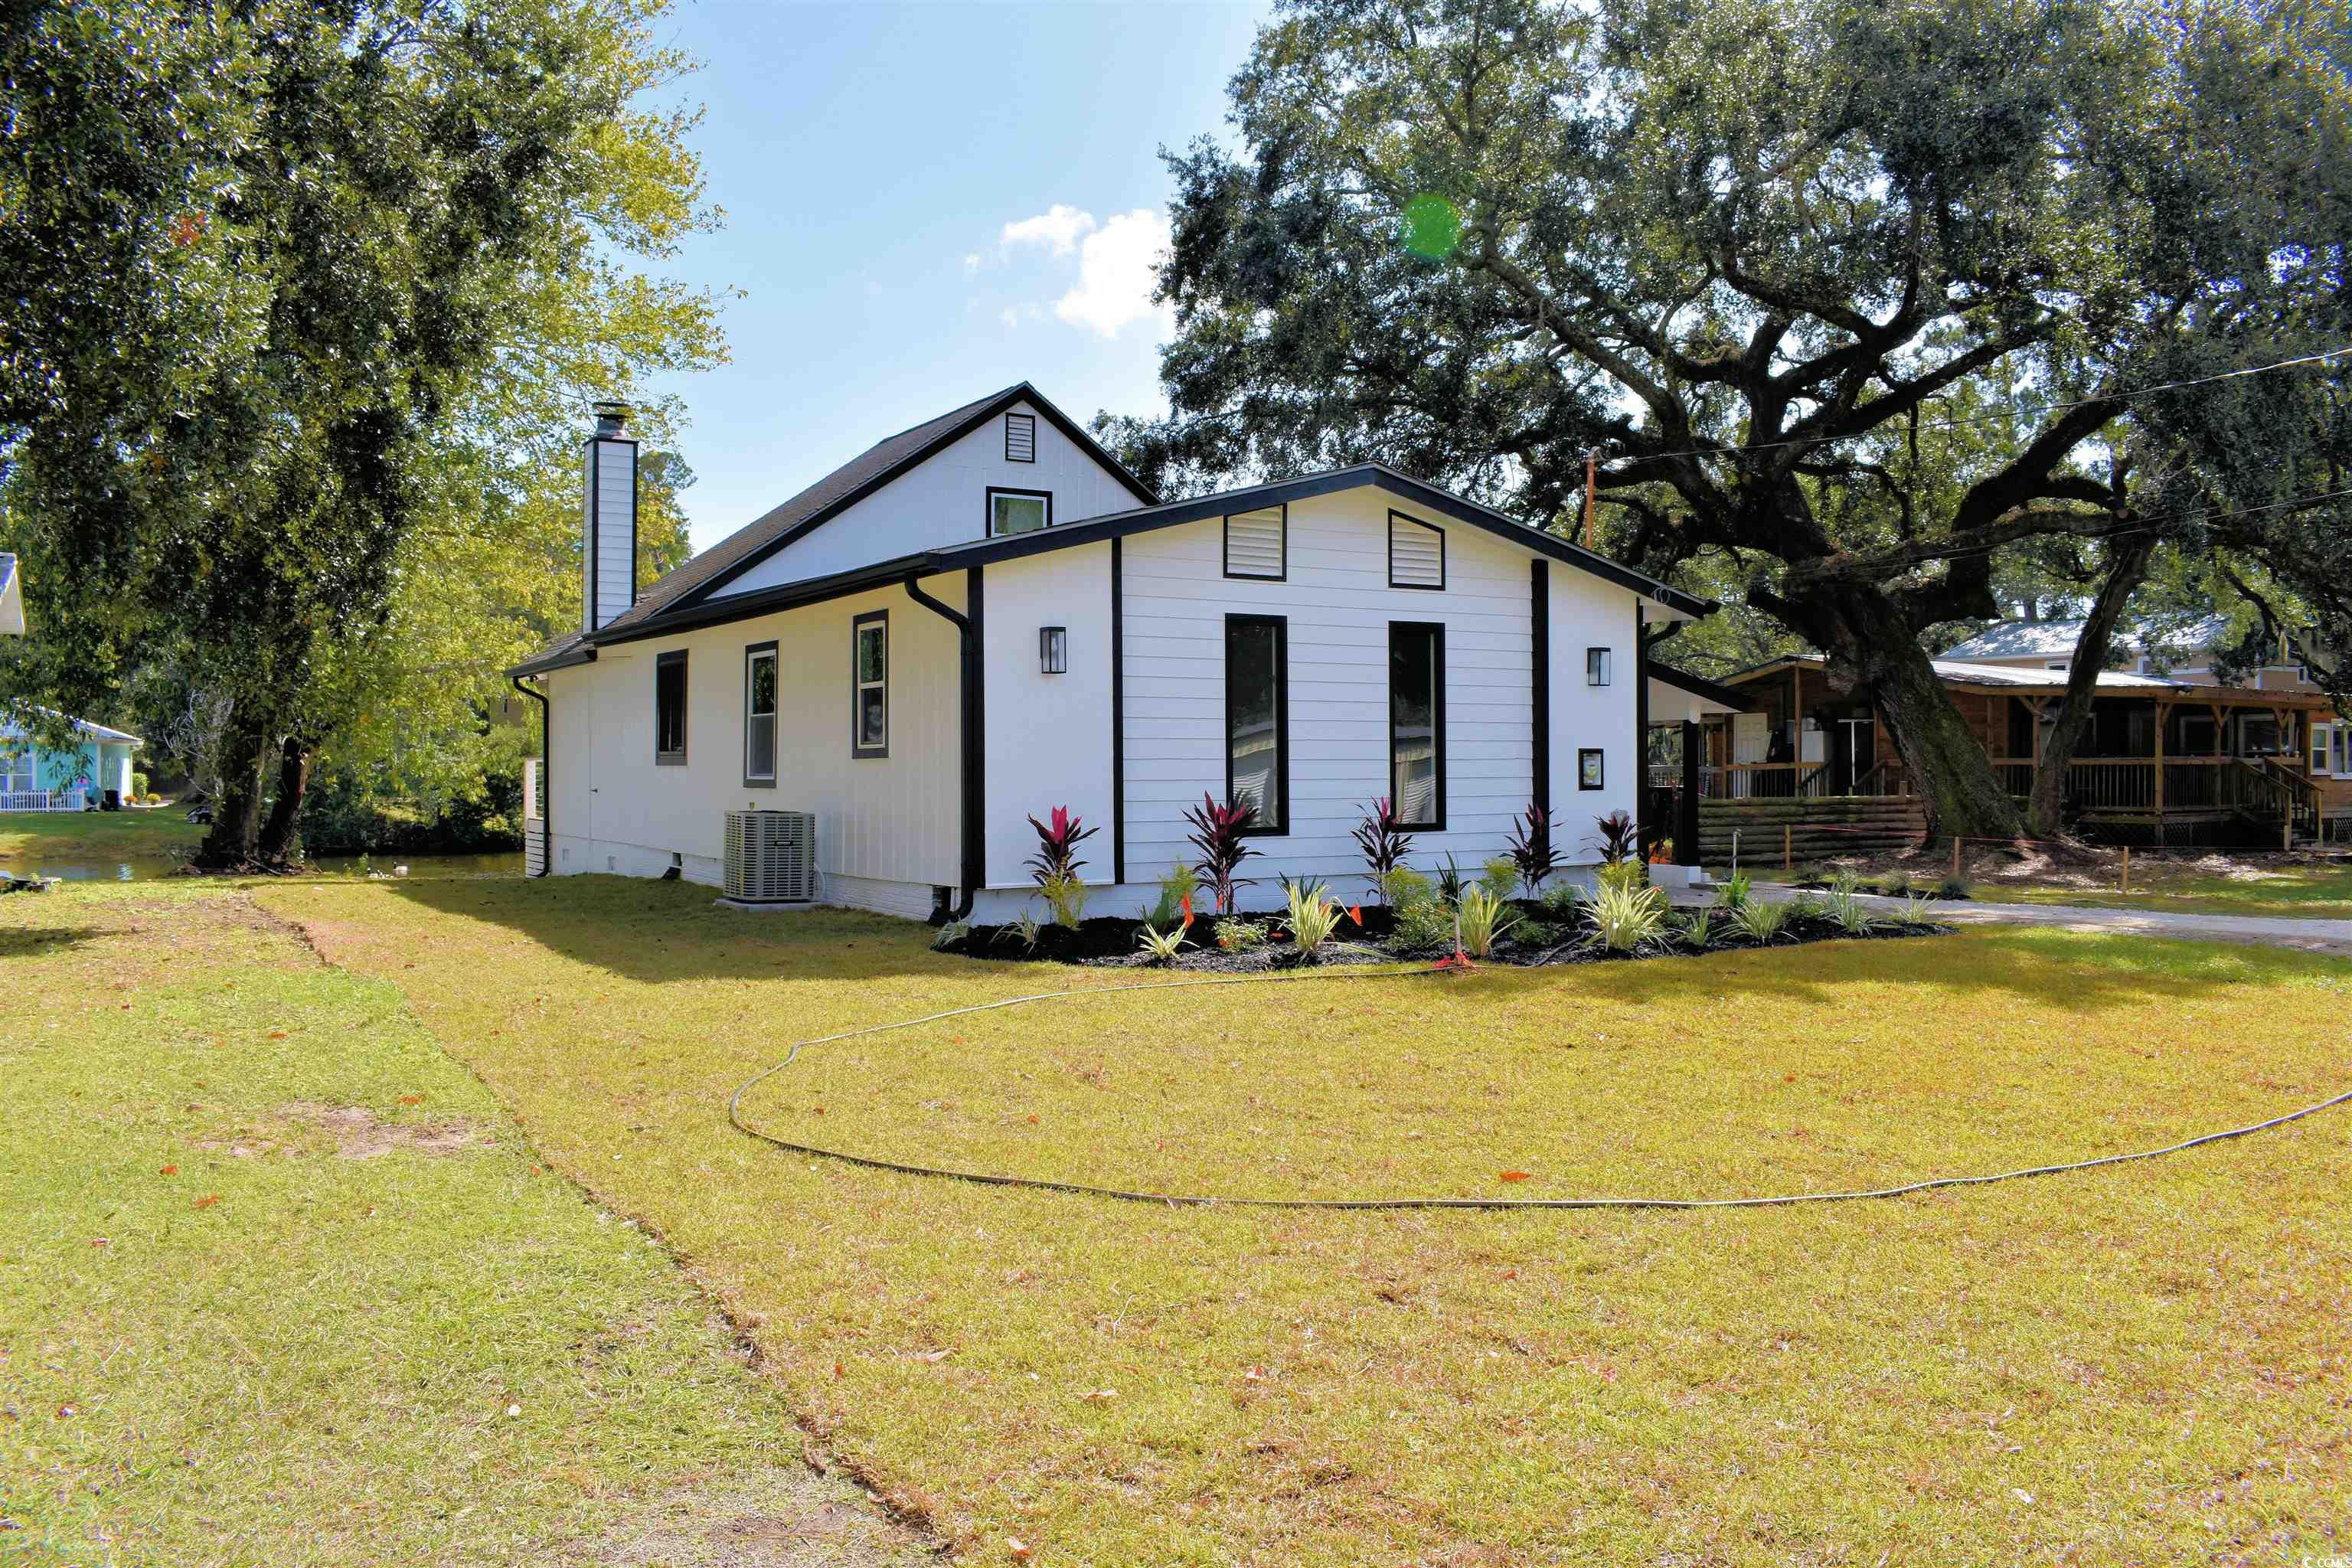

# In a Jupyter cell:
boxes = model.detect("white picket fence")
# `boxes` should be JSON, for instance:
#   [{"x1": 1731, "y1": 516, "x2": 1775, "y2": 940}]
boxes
[{"x1": 0, "y1": 789, "x2": 86, "y2": 812}]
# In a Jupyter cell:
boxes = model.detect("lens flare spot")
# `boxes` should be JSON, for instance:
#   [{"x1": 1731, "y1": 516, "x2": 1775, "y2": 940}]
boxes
[{"x1": 1399, "y1": 193, "x2": 1462, "y2": 260}]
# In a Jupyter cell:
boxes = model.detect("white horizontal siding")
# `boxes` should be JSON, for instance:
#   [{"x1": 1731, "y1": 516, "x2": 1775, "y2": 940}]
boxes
[{"x1": 587, "y1": 438, "x2": 635, "y2": 631}]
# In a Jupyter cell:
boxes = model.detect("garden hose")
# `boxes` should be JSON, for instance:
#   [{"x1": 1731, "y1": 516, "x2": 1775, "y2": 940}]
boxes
[{"x1": 727, "y1": 964, "x2": 2352, "y2": 1213}]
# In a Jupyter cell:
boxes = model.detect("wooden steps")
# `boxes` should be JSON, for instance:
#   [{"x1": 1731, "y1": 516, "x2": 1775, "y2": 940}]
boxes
[{"x1": 1696, "y1": 797, "x2": 1927, "y2": 864}]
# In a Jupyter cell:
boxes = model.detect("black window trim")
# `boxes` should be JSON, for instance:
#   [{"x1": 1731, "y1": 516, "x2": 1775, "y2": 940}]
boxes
[
  {"x1": 654, "y1": 648, "x2": 688, "y2": 766},
  {"x1": 1586, "y1": 645, "x2": 1614, "y2": 686},
  {"x1": 743, "y1": 639, "x2": 778, "y2": 789},
  {"x1": 1221, "y1": 502, "x2": 1288, "y2": 582},
  {"x1": 1387, "y1": 509, "x2": 1446, "y2": 591},
  {"x1": 851, "y1": 609, "x2": 890, "y2": 759},
  {"x1": 1004, "y1": 411, "x2": 1037, "y2": 463},
  {"x1": 1223, "y1": 612, "x2": 1289, "y2": 837},
  {"x1": 983, "y1": 485, "x2": 1054, "y2": 540},
  {"x1": 1388, "y1": 619, "x2": 1447, "y2": 831},
  {"x1": 1578, "y1": 746, "x2": 1606, "y2": 791}
]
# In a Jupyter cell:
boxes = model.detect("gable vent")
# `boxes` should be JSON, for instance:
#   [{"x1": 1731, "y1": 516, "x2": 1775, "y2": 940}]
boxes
[
  {"x1": 1004, "y1": 412, "x2": 1036, "y2": 463},
  {"x1": 1389, "y1": 511, "x2": 1445, "y2": 590},
  {"x1": 1223, "y1": 505, "x2": 1286, "y2": 580}
]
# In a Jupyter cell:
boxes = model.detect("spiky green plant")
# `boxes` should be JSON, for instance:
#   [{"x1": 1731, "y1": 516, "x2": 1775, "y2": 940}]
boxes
[
  {"x1": 1453, "y1": 884, "x2": 1520, "y2": 957},
  {"x1": 1729, "y1": 898, "x2": 1792, "y2": 945},
  {"x1": 1824, "y1": 886, "x2": 1881, "y2": 935},
  {"x1": 1135, "y1": 920, "x2": 1191, "y2": 963},
  {"x1": 1579, "y1": 880, "x2": 1668, "y2": 955},
  {"x1": 1680, "y1": 907, "x2": 1716, "y2": 950},
  {"x1": 1285, "y1": 879, "x2": 1344, "y2": 957},
  {"x1": 1712, "y1": 871, "x2": 1752, "y2": 910},
  {"x1": 995, "y1": 911, "x2": 1042, "y2": 952},
  {"x1": 1894, "y1": 893, "x2": 1936, "y2": 929}
]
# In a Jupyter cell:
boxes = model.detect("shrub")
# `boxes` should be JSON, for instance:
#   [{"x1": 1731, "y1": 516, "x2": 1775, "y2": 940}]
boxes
[
  {"x1": 1135, "y1": 920, "x2": 1191, "y2": 963},
  {"x1": 1505, "y1": 803, "x2": 1561, "y2": 891},
  {"x1": 995, "y1": 912, "x2": 1042, "y2": 952},
  {"x1": 1147, "y1": 861, "x2": 1200, "y2": 928},
  {"x1": 1351, "y1": 797, "x2": 1415, "y2": 893},
  {"x1": 1681, "y1": 907, "x2": 1716, "y2": 949},
  {"x1": 1579, "y1": 880, "x2": 1668, "y2": 955},
  {"x1": 1586, "y1": 809, "x2": 1640, "y2": 865},
  {"x1": 1212, "y1": 916, "x2": 1268, "y2": 952},
  {"x1": 1596, "y1": 859, "x2": 1647, "y2": 896},
  {"x1": 1827, "y1": 867, "x2": 1865, "y2": 896},
  {"x1": 1935, "y1": 874, "x2": 1971, "y2": 900},
  {"x1": 1539, "y1": 879, "x2": 1586, "y2": 920},
  {"x1": 931, "y1": 921, "x2": 971, "y2": 951},
  {"x1": 1785, "y1": 892, "x2": 1831, "y2": 922},
  {"x1": 1184, "y1": 793, "x2": 1262, "y2": 914},
  {"x1": 1454, "y1": 885, "x2": 1519, "y2": 957},
  {"x1": 132, "y1": 771, "x2": 150, "y2": 798},
  {"x1": 1789, "y1": 863, "x2": 1826, "y2": 887},
  {"x1": 1712, "y1": 870, "x2": 1752, "y2": 910},
  {"x1": 1824, "y1": 886, "x2": 1880, "y2": 935},
  {"x1": 1517, "y1": 919, "x2": 1571, "y2": 949},
  {"x1": 1893, "y1": 893, "x2": 1936, "y2": 929},
  {"x1": 1729, "y1": 898, "x2": 1791, "y2": 945},
  {"x1": 1379, "y1": 864, "x2": 1436, "y2": 911},
  {"x1": 1386, "y1": 902, "x2": 1456, "y2": 954},
  {"x1": 1878, "y1": 868, "x2": 1914, "y2": 897},
  {"x1": 1479, "y1": 854, "x2": 1520, "y2": 903},
  {"x1": 1284, "y1": 880, "x2": 1344, "y2": 958},
  {"x1": 1038, "y1": 871, "x2": 1089, "y2": 929}
]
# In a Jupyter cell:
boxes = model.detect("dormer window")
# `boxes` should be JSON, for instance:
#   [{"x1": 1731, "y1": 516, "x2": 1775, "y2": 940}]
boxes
[
  {"x1": 1004, "y1": 413, "x2": 1036, "y2": 462},
  {"x1": 988, "y1": 487, "x2": 1051, "y2": 537}
]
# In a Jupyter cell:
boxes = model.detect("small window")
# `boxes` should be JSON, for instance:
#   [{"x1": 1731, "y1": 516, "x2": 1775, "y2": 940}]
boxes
[
  {"x1": 1004, "y1": 412, "x2": 1036, "y2": 462},
  {"x1": 1225, "y1": 615, "x2": 1287, "y2": 832},
  {"x1": 1586, "y1": 647, "x2": 1613, "y2": 686},
  {"x1": 988, "y1": 487, "x2": 1051, "y2": 537},
  {"x1": 2310, "y1": 720, "x2": 2329, "y2": 774},
  {"x1": 1223, "y1": 505, "x2": 1285, "y2": 580},
  {"x1": 655, "y1": 650, "x2": 688, "y2": 765},
  {"x1": 2044, "y1": 661, "x2": 2069, "y2": 671},
  {"x1": 1390, "y1": 622, "x2": 1445, "y2": 829},
  {"x1": 2335, "y1": 723, "x2": 2350, "y2": 776},
  {"x1": 852, "y1": 611, "x2": 889, "y2": 758},
  {"x1": 1578, "y1": 747, "x2": 1605, "y2": 790},
  {"x1": 744, "y1": 642, "x2": 777, "y2": 787},
  {"x1": 1388, "y1": 511, "x2": 1444, "y2": 590}
]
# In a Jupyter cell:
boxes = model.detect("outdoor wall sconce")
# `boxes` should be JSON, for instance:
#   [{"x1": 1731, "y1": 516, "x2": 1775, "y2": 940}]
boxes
[
  {"x1": 1586, "y1": 646, "x2": 1612, "y2": 686},
  {"x1": 1040, "y1": 626, "x2": 1067, "y2": 675}
]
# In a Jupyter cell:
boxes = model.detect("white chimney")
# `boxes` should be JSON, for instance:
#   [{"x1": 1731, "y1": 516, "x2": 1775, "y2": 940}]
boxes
[{"x1": 583, "y1": 400, "x2": 638, "y2": 632}]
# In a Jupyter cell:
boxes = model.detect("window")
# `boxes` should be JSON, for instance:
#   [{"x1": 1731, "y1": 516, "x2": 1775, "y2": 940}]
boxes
[
  {"x1": 1578, "y1": 747, "x2": 1605, "y2": 790},
  {"x1": 1388, "y1": 511, "x2": 1444, "y2": 589},
  {"x1": 1586, "y1": 646, "x2": 1612, "y2": 686},
  {"x1": 2311, "y1": 720, "x2": 2331, "y2": 774},
  {"x1": 743, "y1": 642, "x2": 777, "y2": 786},
  {"x1": 1223, "y1": 505, "x2": 1285, "y2": 580},
  {"x1": 654, "y1": 650, "x2": 688, "y2": 764},
  {"x1": 1390, "y1": 622, "x2": 1445, "y2": 828},
  {"x1": 1004, "y1": 412, "x2": 1036, "y2": 462},
  {"x1": 1225, "y1": 615, "x2": 1287, "y2": 833},
  {"x1": 852, "y1": 611, "x2": 889, "y2": 758},
  {"x1": 2336, "y1": 723, "x2": 2350, "y2": 777},
  {"x1": 0, "y1": 748, "x2": 29, "y2": 795},
  {"x1": 987, "y1": 487, "x2": 1051, "y2": 537}
]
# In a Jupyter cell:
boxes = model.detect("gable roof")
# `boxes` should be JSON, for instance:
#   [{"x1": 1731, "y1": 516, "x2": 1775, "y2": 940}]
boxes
[
  {"x1": 1720, "y1": 652, "x2": 2327, "y2": 706},
  {"x1": 0, "y1": 706, "x2": 143, "y2": 746},
  {"x1": 1645, "y1": 658, "x2": 1756, "y2": 711},
  {"x1": 1939, "y1": 612, "x2": 2240, "y2": 662},
  {"x1": 588, "y1": 383, "x2": 1152, "y2": 641}
]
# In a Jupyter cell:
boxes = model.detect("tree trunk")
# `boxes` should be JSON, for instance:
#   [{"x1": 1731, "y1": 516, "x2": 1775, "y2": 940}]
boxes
[
  {"x1": 1775, "y1": 580, "x2": 2028, "y2": 841},
  {"x1": 2027, "y1": 540, "x2": 2154, "y2": 838},
  {"x1": 196, "y1": 707, "x2": 273, "y2": 867},
  {"x1": 255, "y1": 733, "x2": 312, "y2": 865}
]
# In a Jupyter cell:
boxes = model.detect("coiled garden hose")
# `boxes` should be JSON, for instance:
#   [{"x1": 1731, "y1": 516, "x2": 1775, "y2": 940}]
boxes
[{"x1": 727, "y1": 964, "x2": 2352, "y2": 1212}]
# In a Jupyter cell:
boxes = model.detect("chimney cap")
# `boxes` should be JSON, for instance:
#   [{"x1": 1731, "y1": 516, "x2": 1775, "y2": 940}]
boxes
[{"x1": 591, "y1": 399, "x2": 632, "y2": 436}]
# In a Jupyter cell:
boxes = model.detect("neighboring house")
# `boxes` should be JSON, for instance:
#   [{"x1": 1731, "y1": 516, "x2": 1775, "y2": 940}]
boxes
[
  {"x1": 509, "y1": 387, "x2": 1713, "y2": 920},
  {"x1": 1941, "y1": 614, "x2": 2332, "y2": 694},
  {"x1": 0, "y1": 710, "x2": 143, "y2": 812},
  {"x1": 0, "y1": 554, "x2": 21, "y2": 636},
  {"x1": 1688, "y1": 653, "x2": 2336, "y2": 847}
]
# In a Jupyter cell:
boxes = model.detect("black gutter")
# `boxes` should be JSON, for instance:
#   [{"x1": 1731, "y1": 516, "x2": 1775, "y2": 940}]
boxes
[
  {"x1": 902, "y1": 570, "x2": 985, "y2": 923},
  {"x1": 509, "y1": 676, "x2": 550, "y2": 877}
]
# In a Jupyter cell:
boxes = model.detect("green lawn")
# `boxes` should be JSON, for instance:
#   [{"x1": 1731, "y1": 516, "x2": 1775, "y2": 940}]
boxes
[
  {"x1": 1980, "y1": 858, "x2": 2352, "y2": 920},
  {"x1": 0, "y1": 880, "x2": 923, "y2": 1566},
  {"x1": 0, "y1": 806, "x2": 203, "y2": 868},
  {"x1": 250, "y1": 873, "x2": 2352, "y2": 1566}
]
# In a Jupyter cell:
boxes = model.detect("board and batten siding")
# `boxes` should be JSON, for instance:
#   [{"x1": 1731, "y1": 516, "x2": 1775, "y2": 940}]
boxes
[
  {"x1": 981, "y1": 544, "x2": 1117, "y2": 890},
  {"x1": 583, "y1": 438, "x2": 636, "y2": 632},
  {"x1": 541, "y1": 577, "x2": 963, "y2": 916},
  {"x1": 706, "y1": 399, "x2": 1148, "y2": 598}
]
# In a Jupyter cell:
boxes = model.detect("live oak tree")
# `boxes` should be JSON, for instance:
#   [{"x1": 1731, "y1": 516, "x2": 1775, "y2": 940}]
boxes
[
  {"x1": 0, "y1": 0, "x2": 724, "y2": 866},
  {"x1": 1106, "y1": 0, "x2": 2352, "y2": 838}
]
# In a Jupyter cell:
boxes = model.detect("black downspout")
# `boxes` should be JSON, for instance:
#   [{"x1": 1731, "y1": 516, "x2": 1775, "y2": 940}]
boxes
[
  {"x1": 510, "y1": 675, "x2": 550, "y2": 877},
  {"x1": 903, "y1": 570, "x2": 984, "y2": 922}
]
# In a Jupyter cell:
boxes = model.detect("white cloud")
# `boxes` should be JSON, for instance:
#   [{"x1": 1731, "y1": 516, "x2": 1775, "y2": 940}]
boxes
[
  {"x1": 999, "y1": 204, "x2": 1096, "y2": 258},
  {"x1": 963, "y1": 252, "x2": 982, "y2": 274},
  {"x1": 1052, "y1": 209, "x2": 1172, "y2": 340}
]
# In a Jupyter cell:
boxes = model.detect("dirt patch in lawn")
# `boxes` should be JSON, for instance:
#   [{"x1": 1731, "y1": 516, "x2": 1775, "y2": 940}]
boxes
[
  {"x1": 191, "y1": 1102, "x2": 481, "y2": 1160},
  {"x1": 588, "y1": 1468, "x2": 933, "y2": 1566}
]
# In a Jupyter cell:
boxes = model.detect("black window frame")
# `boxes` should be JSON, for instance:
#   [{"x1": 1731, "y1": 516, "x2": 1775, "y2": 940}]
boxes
[
  {"x1": 1586, "y1": 645, "x2": 1613, "y2": 686},
  {"x1": 1387, "y1": 510, "x2": 1446, "y2": 591},
  {"x1": 1004, "y1": 412, "x2": 1037, "y2": 462},
  {"x1": 1387, "y1": 621, "x2": 1446, "y2": 831},
  {"x1": 654, "y1": 649, "x2": 688, "y2": 766},
  {"x1": 984, "y1": 485, "x2": 1054, "y2": 539},
  {"x1": 1221, "y1": 503, "x2": 1288, "y2": 582},
  {"x1": 743, "y1": 639, "x2": 778, "y2": 789},
  {"x1": 851, "y1": 610, "x2": 890, "y2": 759},
  {"x1": 1578, "y1": 746, "x2": 1606, "y2": 791},
  {"x1": 1223, "y1": 612, "x2": 1289, "y2": 837}
]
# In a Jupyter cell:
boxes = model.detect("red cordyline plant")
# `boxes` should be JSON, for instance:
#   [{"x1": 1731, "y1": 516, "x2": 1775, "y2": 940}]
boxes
[
  {"x1": 1023, "y1": 805, "x2": 1099, "y2": 885},
  {"x1": 1507, "y1": 802, "x2": 1561, "y2": 890},
  {"x1": 1586, "y1": 809, "x2": 1640, "y2": 865},
  {"x1": 1183, "y1": 792, "x2": 1261, "y2": 914},
  {"x1": 1351, "y1": 796, "x2": 1415, "y2": 892}
]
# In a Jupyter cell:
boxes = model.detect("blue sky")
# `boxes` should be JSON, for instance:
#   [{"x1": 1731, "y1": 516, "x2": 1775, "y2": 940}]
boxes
[{"x1": 642, "y1": 1, "x2": 1272, "y2": 550}]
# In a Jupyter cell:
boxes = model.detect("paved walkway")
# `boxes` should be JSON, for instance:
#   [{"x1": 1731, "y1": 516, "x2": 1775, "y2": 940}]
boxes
[{"x1": 1727, "y1": 882, "x2": 2352, "y2": 956}]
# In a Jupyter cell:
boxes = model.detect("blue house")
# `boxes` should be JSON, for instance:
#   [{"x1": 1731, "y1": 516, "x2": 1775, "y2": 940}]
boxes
[{"x1": 0, "y1": 710, "x2": 145, "y2": 811}]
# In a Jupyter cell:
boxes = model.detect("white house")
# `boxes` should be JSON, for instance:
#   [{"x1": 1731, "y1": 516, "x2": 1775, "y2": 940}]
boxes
[{"x1": 510, "y1": 387, "x2": 1713, "y2": 921}]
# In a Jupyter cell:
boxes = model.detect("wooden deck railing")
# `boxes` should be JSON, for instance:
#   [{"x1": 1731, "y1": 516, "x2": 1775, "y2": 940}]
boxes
[
  {"x1": 1692, "y1": 760, "x2": 1916, "y2": 799},
  {"x1": 1697, "y1": 754, "x2": 2319, "y2": 824}
]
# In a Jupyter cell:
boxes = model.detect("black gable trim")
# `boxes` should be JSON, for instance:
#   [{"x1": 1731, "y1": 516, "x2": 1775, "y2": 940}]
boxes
[
  {"x1": 1645, "y1": 658, "x2": 1759, "y2": 710},
  {"x1": 671, "y1": 385, "x2": 1153, "y2": 614}
]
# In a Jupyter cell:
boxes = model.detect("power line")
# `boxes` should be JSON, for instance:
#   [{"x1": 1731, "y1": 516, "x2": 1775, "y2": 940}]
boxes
[{"x1": 1604, "y1": 346, "x2": 2352, "y2": 472}]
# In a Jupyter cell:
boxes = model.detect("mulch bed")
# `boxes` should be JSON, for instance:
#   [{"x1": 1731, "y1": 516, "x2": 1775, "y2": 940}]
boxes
[{"x1": 936, "y1": 904, "x2": 1951, "y2": 972}]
